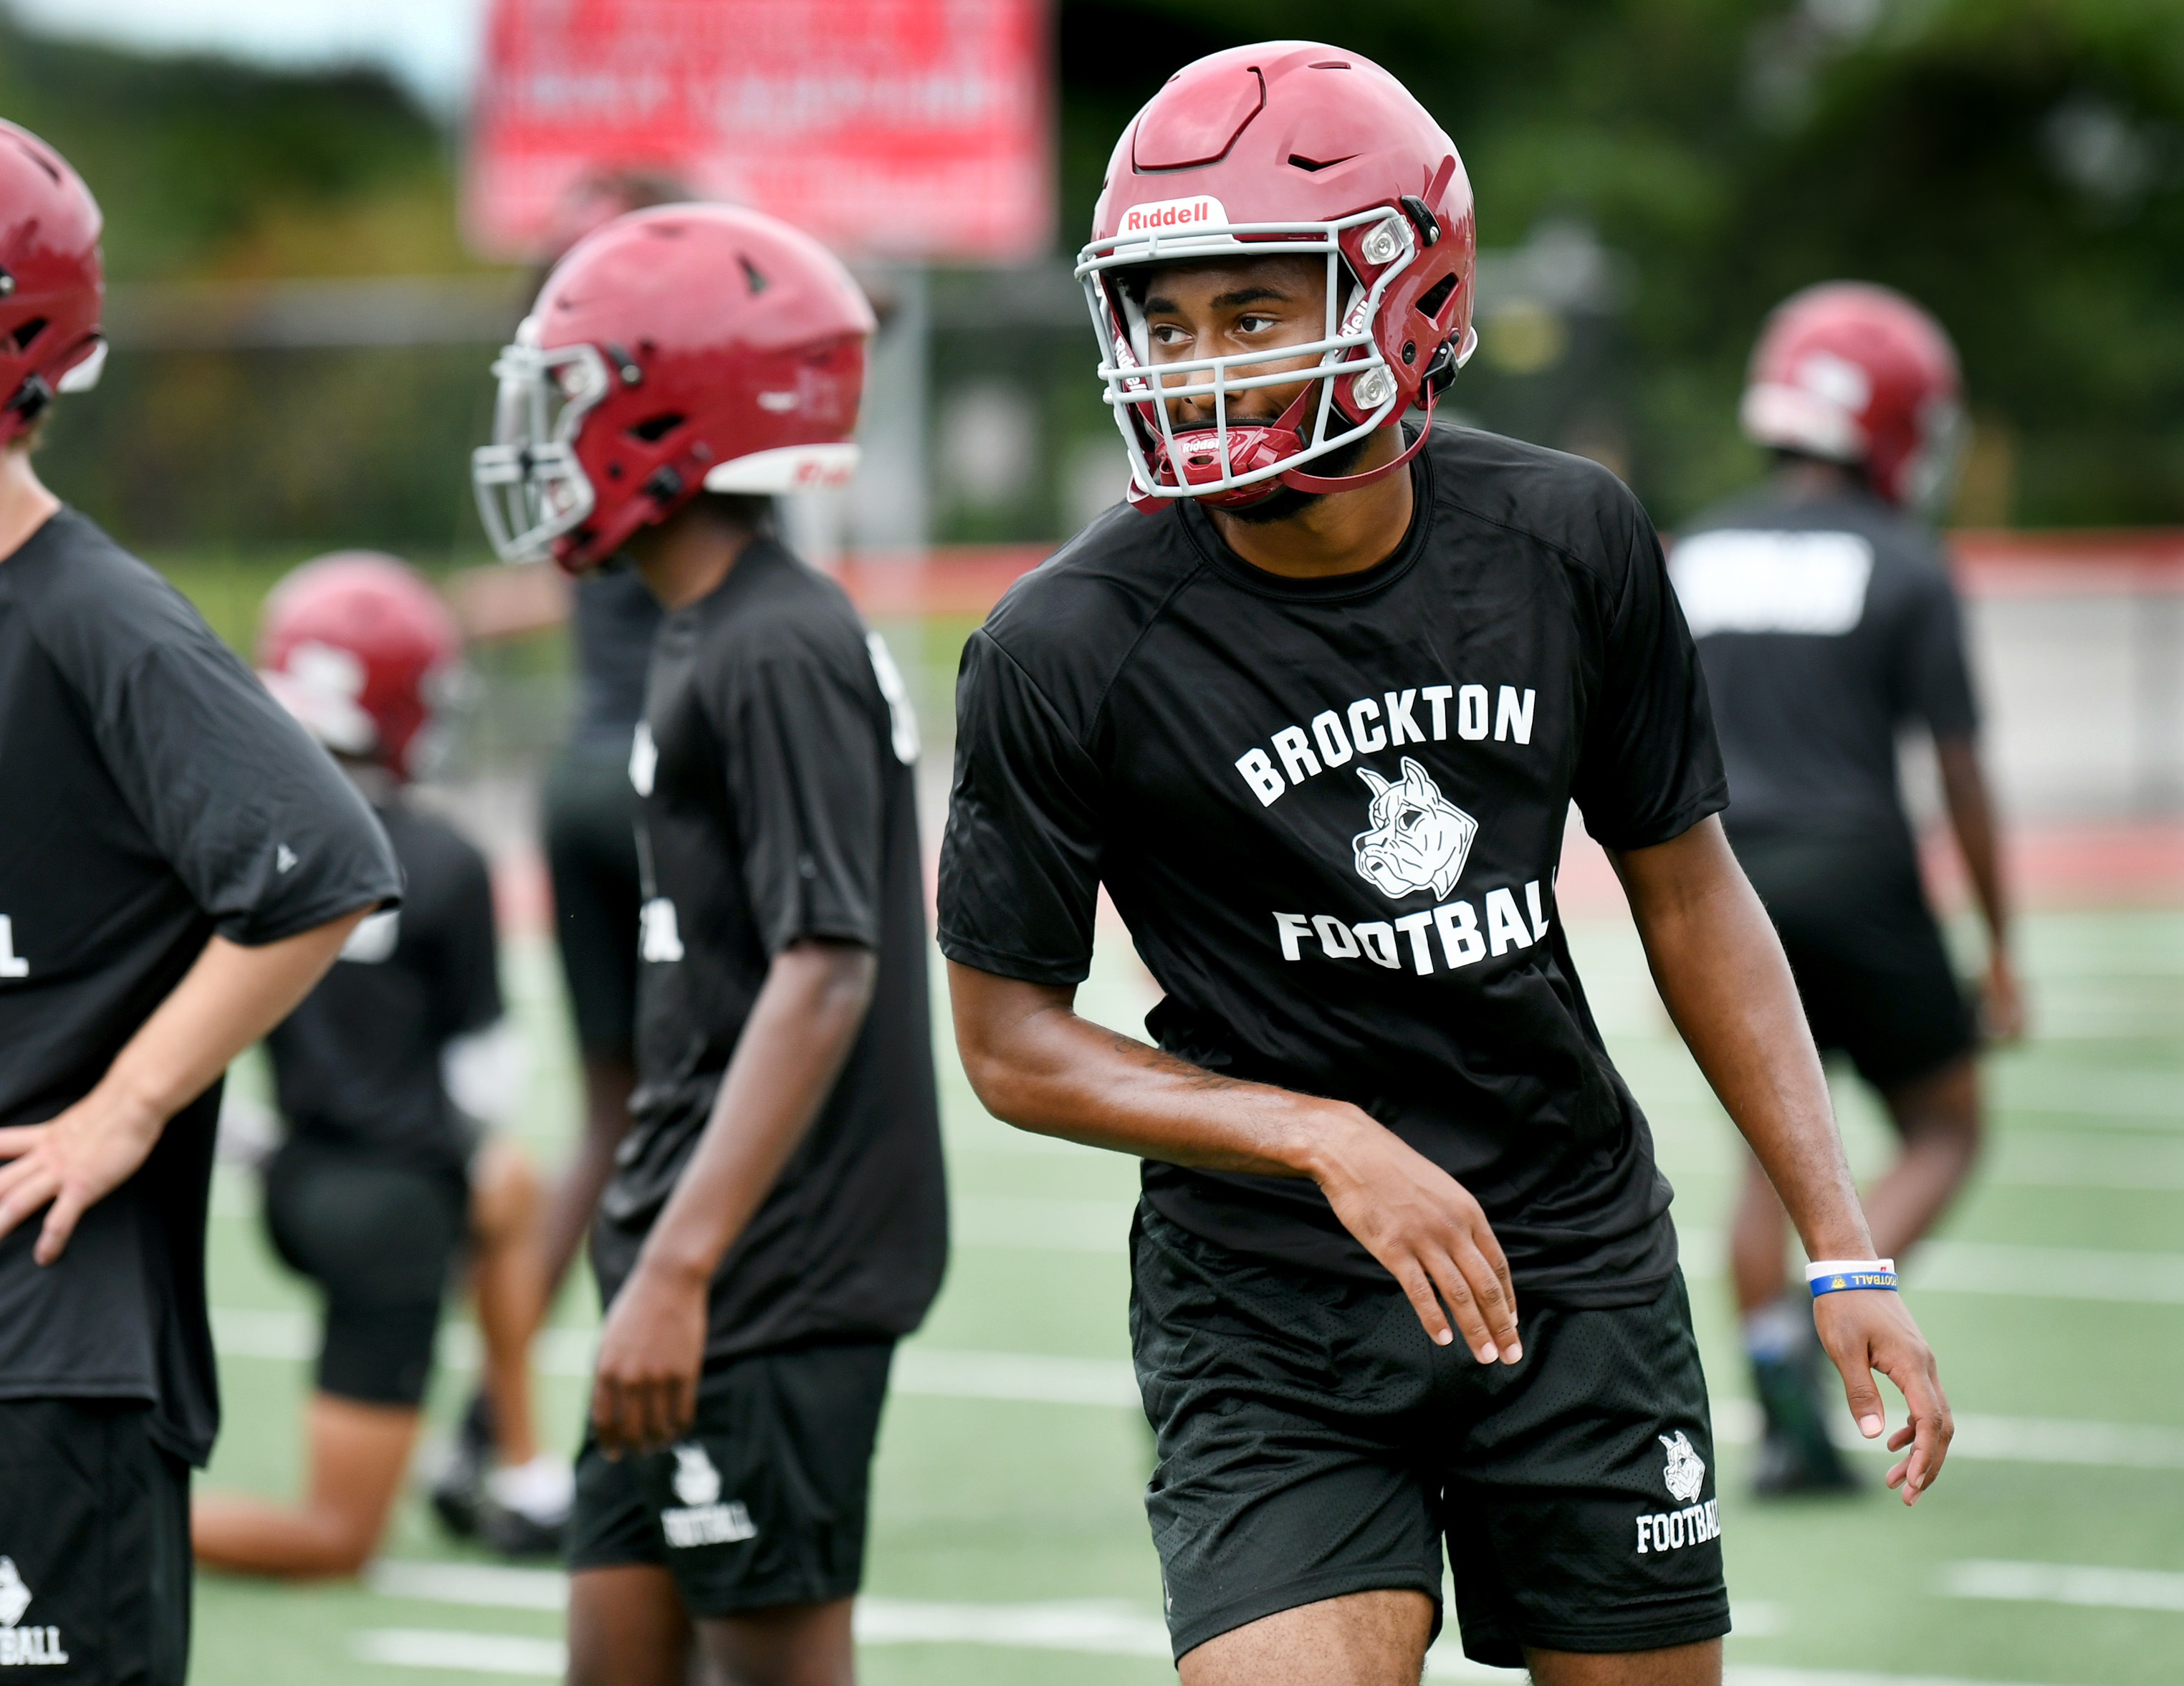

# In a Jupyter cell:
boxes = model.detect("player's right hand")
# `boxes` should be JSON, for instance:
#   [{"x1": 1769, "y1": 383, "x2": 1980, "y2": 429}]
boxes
[
  {"x1": 0, "y1": 1089, "x2": 165, "y2": 1266},
  {"x1": 1311, "y1": 1109, "x2": 1522, "y2": 1366}
]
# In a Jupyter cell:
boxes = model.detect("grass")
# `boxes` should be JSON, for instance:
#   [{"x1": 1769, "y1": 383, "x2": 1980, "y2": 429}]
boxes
[{"x1": 186, "y1": 905, "x2": 2184, "y2": 1686}]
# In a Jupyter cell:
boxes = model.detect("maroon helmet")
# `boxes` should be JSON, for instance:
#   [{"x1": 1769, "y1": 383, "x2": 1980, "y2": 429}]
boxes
[
  {"x1": 1741, "y1": 283, "x2": 1965, "y2": 511},
  {"x1": 472, "y1": 203, "x2": 877, "y2": 573},
  {"x1": 259, "y1": 553, "x2": 463, "y2": 781},
  {"x1": 1078, "y1": 43, "x2": 1477, "y2": 513},
  {"x1": 0, "y1": 120, "x2": 105, "y2": 446}
]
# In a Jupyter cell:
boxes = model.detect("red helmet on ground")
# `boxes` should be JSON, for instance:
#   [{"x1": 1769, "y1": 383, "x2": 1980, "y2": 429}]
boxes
[
  {"x1": 0, "y1": 119, "x2": 106, "y2": 447},
  {"x1": 1078, "y1": 42, "x2": 1477, "y2": 513},
  {"x1": 1740, "y1": 282, "x2": 1965, "y2": 511},
  {"x1": 471, "y1": 203, "x2": 878, "y2": 573},
  {"x1": 258, "y1": 553, "x2": 463, "y2": 781}
]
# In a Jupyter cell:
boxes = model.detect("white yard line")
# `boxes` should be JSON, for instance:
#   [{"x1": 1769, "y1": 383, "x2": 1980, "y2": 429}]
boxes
[
  {"x1": 349, "y1": 1617, "x2": 2078, "y2": 1686},
  {"x1": 1937, "y1": 1558, "x2": 2184, "y2": 1612},
  {"x1": 352, "y1": 1629, "x2": 566, "y2": 1675}
]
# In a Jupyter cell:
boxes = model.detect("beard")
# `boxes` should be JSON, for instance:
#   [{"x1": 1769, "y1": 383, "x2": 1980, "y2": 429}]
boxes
[{"x1": 1208, "y1": 428, "x2": 1371, "y2": 525}]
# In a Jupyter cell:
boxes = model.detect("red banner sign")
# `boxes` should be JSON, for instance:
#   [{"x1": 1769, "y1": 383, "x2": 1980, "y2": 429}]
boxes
[{"x1": 465, "y1": 0, "x2": 1053, "y2": 262}]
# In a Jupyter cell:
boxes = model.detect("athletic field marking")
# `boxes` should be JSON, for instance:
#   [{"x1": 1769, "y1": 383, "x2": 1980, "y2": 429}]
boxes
[
  {"x1": 1714, "y1": 1398, "x2": 2184, "y2": 1469},
  {"x1": 891, "y1": 1346, "x2": 1142, "y2": 1407},
  {"x1": 368, "y1": 1561, "x2": 567, "y2": 1610},
  {"x1": 348, "y1": 1621, "x2": 2073, "y2": 1685},
  {"x1": 225, "y1": 1313, "x2": 2184, "y2": 1470},
  {"x1": 352, "y1": 1629, "x2": 565, "y2": 1675},
  {"x1": 1937, "y1": 1558, "x2": 2184, "y2": 1612},
  {"x1": 1676, "y1": 1230, "x2": 2184, "y2": 1306}
]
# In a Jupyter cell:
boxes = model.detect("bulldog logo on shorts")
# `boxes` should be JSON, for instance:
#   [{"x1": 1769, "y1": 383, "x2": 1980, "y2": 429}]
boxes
[
  {"x1": 1659, "y1": 1431, "x2": 1706, "y2": 1504},
  {"x1": 1352, "y1": 758, "x2": 1477, "y2": 899}
]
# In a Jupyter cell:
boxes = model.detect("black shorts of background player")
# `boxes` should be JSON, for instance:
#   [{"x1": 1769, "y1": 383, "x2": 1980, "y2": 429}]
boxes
[
  {"x1": 0, "y1": 123, "x2": 398, "y2": 1686},
  {"x1": 190, "y1": 553, "x2": 571, "y2": 1574},
  {"x1": 1671, "y1": 284, "x2": 2017, "y2": 1496},
  {"x1": 471, "y1": 203, "x2": 946, "y2": 1686},
  {"x1": 939, "y1": 47, "x2": 1952, "y2": 1686}
]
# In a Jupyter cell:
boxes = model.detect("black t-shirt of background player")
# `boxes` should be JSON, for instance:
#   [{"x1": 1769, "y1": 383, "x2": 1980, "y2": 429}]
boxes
[
  {"x1": 0, "y1": 509, "x2": 399, "y2": 1465},
  {"x1": 267, "y1": 799, "x2": 501, "y2": 1184},
  {"x1": 939, "y1": 429, "x2": 1725, "y2": 1307},
  {"x1": 1670, "y1": 482, "x2": 1978, "y2": 858},
  {"x1": 569, "y1": 562, "x2": 664, "y2": 749},
  {"x1": 595, "y1": 538, "x2": 947, "y2": 1360}
]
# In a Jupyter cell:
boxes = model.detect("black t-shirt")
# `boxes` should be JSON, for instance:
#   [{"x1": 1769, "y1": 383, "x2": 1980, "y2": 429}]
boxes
[
  {"x1": 938, "y1": 428, "x2": 1725, "y2": 1307},
  {"x1": 266, "y1": 799, "x2": 501, "y2": 1182},
  {"x1": 570, "y1": 563, "x2": 664, "y2": 749},
  {"x1": 0, "y1": 509, "x2": 400, "y2": 1464},
  {"x1": 1670, "y1": 482, "x2": 1978, "y2": 857},
  {"x1": 594, "y1": 538, "x2": 946, "y2": 1360}
]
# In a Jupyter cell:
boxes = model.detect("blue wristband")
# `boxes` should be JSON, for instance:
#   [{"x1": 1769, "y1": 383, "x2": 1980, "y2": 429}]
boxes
[{"x1": 1806, "y1": 1258, "x2": 1898, "y2": 1297}]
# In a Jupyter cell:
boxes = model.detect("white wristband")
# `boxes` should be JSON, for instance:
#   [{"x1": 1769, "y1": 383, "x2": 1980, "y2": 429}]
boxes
[{"x1": 1806, "y1": 1258, "x2": 1895, "y2": 1281}]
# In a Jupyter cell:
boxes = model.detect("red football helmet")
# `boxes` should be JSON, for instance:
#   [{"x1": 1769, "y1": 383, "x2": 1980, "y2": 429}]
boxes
[
  {"x1": 1078, "y1": 42, "x2": 1477, "y2": 512},
  {"x1": 472, "y1": 203, "x2": 878, "y2": 573},
  {"x1": 0, "y1": 120, "x2": 106, "y2": 447},
  {"x1": 1741, "y1": 282, "x2": 1965, "y2": 510},
  {"x1": 258, "y1": 552, "x2": 463, "y2": 780}
]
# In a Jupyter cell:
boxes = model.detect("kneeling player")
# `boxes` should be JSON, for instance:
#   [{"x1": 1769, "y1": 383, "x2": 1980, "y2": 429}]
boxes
[
  {"x1": 0, "y1": 122, "x2": 397, "y2": 1681},
  {"x1": 1670, "y1": 285, "x2": 2018, "y2": 1493},
  {"x1": 191, "y1": 554, "x2": 570, "y2": 1575},
  {"x1": 940, "y1": 46, "x2": 1952, "y2": 1686},
  {"x1": 471, "y1": 203, "x2": 947, "y2": 1686}
]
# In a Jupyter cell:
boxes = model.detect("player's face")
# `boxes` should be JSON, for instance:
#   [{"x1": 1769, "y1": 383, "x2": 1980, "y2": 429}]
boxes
[{"x1": 1139, "y1": 256, "x2": 1330, "y2": 431}]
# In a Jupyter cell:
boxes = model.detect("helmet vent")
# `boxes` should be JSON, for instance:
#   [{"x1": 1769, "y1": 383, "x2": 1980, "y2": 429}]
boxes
[
  {"x1": 1416, "y1": 274, "x2": 1458, "y2": 320},
  {"x1": 1310, "y1": 61, "x2": 1351, "y2": 70},
  {"x1": 1287, "y1": 153, "x2": 1354, "y2": 172},
  {"x1": 740, "y1": 256, "x2": 770, "y2": 295},
  {"x1": 9, "y1": 317, "x2": 46, "y2": 353},
  {"x1": 626, "y1": 411, "x2": 686, "y2": 443}
]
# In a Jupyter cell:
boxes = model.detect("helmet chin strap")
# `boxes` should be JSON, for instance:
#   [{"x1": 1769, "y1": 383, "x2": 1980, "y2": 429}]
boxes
[{"x1": 1278, "y1": 379, "x2": 1439, "y2": 495}]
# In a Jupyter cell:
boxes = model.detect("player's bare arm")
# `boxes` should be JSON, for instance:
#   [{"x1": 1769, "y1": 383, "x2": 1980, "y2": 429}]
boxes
[
  {"x1": 1611, "y1": 815, "x2": 1953, "y2": 1502},
  {"x1": 1935, "y1": 734, "x2": 2023, "y2": 1040},
  {"x1": 950, "y1": 962, "x2": 1522, "y2": 1366},
  {"x1": 0, "y1": 909, "x2": 373, "y2": 1264},
  {"x1": 590, "y1": 937, "x2": 878, "y2": 1457}
]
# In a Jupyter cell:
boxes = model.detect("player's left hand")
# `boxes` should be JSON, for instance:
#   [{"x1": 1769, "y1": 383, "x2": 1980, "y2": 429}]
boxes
[
  {"x1": 0, "y1": 1089, "x2": 166, "y2": 1265},
  {"x1": 1983, "y1": 949, "x2": 2027, "y2": 1044},
  {"x1": 590, "y1": 1258, "x2": 709, "y2": 1457},
  {"x1": 1812, "y1": 1288, "x2": 1953, "y2": 1505}
]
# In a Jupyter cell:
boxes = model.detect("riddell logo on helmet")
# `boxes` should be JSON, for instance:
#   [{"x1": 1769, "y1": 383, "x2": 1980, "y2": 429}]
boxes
[{"x1": 1120, "y1": 195, "x2": 1228, "y2": 234}]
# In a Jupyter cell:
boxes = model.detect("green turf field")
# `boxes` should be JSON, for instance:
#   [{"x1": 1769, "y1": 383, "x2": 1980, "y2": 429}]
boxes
[{"x1": 186, "y1": 901, "x2": 2184, "y2": 1686}]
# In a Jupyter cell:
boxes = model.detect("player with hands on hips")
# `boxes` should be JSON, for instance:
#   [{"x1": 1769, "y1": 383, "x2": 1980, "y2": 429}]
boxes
[
  {"x1": 472, "y1": 201, "x2": 946, "y2": 1686},
  {"x1": 939, "y1": 44, "x2": 1949, "y2": 1686},
  {"x1": 1670, "y1": 283, "x2": 2013, "y2": 1495},
  {"x1": 0, "y1": 119, "x2": 398, "y2": 1686}
]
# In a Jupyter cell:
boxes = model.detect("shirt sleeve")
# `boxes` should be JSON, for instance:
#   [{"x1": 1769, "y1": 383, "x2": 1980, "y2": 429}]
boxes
[
  {"x1": 936, "y1": 629, "x2": 1103, "y2": 986},
  {"x1": 1900, "y1": 562, "x2": 1980, "y2": 741},
  {"x1": 430, "y1": 839, "x2": 504, "y2": 1040},
  {"x1": 99, "y1": 638, "x2": 401, "y2": 945},
  {"x1": 1571, "y1": 506, "x2": 1730, "y2": 851},
  {"x1": 717, "y1": 636, "x2": 886, "y2": 957}
]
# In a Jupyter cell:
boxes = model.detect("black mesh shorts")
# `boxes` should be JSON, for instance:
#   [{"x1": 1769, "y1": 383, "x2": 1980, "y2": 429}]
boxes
[
  {"x1": 263, "y1": 1139, "x2": 466, "y2": 1407},
  {"x1": 542, "y1": 740, "x2": 645, "y2": 1060},
  {"x1": 1734, "y1": 835, "x2": 1977, "y2": 1095},
  {"x1": 0, "y1": 1399, "x2": 191, "y2": 1684},
  {"x1": 567, "y1": 1341, "x2": 894, "y2": 1616},
  {"x1": 1131, "y1": 1207, "x2": 1728, "y2": 1669}
]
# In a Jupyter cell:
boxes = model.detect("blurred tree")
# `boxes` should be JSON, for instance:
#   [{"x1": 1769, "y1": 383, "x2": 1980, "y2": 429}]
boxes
[{"x1": 1058, "y1": 0, "x2": 2184, "y2": 525}]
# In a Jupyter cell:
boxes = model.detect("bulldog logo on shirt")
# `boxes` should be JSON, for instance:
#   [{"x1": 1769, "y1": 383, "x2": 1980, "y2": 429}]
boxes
[{"x1": 1352, "y1": 758, "x2": 1477, "y2": 900}]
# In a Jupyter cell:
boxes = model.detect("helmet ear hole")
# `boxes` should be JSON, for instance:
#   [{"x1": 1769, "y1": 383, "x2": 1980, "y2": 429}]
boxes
[
  {"x1": 9, "y1": 317, "x2": 45, "y2": 353},
  {"x1": 626, "y1": 411, "x2": 686, "y2": 443},
  {"x1": 1414, "y1": 274, "x2": 1457, "y2": 323}
]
